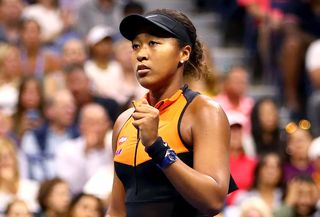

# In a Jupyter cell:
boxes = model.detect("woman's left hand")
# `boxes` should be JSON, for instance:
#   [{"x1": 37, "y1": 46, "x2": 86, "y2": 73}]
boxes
[{"x1": 132, "y1": 99, "x2": 159, "y2": 147}]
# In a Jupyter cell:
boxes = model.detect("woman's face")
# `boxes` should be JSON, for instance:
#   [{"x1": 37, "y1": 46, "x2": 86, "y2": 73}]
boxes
[
  {"x1": 2, "y1": 47, "x2": 22, "y2": 78},
  {"x1": 0, "y1": 146, "x2": 16, "y2": 180},
  {"x1": 131, "y1": 32, "x2": 184, "y2": 90},
  {"x1": 71, "y1": 196, "x2": 101, "y2": 217},
  {"x1": 258, "y1": 100, "x2": 278, "y2": 132},
  {"x1": 287, "y1": 129, "x2": 312, "y2": 159},
  {"x1": 21, "y1": 21, "x2": 41, "y2": 48},
  {"x1": 258, "y1": 154, "x2": 282, "y2": 187},
  {"x1": 91, "y1": 38, "x2": 113, "y2": 59},
  {"x1": 21, "y1": 80, "x2": 41, "y2": 110},
  {"x1": 47, "y1": 182, "x2": 71, "y2": 214}
]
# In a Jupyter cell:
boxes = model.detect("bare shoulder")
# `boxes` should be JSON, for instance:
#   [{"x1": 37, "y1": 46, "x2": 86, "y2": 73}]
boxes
[
  {"x1": 112, "y1": 108, "x2": 134, "y2": 152},
  {"x1": 188, "y1": 95, "x2": 227, "y2": 121},
  {"x1": 181, "y1": 95, "x2": 229, "y2": 146}
]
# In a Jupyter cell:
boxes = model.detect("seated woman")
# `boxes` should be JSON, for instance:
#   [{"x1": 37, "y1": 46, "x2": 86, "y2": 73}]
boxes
[{"x1": 0, "y1": 136, "x2": 39, "y2": 215}]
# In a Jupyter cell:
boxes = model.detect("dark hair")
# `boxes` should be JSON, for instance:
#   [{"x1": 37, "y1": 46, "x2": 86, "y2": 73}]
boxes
[
  {"x1": 14, "y1": 76, "x2": 44, "y2": 137},
  {"x1": 19, "y1": 18, "x2": 42, "y2": 33},
  {"x1": 63, "y1": 63, "x2": 85, "y2": 75},
  {"x1": 251, "y1": 96, "x2": 285, "y2": 156},
  {"x1": 37, "y1": 177, "x2": 67, "y2": 211},
  {"x1": 252, "y1": 152, "x2": 284, "y2": 189},
  {"x1": 145, "y1": 9, "x2": 209, "y2": 79},
  {"x1": 123, "y1": 1, "x2": 145, "y2": 16},
  {"x1": 68, "y1": 193, "x2": 104, "y2": 217}
]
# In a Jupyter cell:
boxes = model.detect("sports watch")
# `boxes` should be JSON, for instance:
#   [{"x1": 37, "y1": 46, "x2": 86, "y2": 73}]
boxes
[{"x1": 158, "y1": 148, "x2": 177, "y2": 169}]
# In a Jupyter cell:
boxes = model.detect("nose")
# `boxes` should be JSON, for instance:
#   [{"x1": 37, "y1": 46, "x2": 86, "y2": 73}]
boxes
[{"x1": 136, "y1": 45, "x2": 148, "y2": 62}]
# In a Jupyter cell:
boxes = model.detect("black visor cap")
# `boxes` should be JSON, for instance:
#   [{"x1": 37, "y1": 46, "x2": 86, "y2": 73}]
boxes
[{"x1": 119, "y1": 13, "x2": 192, "y2": 46}]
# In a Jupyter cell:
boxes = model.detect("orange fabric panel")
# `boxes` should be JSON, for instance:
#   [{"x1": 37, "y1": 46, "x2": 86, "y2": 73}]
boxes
[{"x1": 114, "y1": 89, "x2": 190, "y2": 166}]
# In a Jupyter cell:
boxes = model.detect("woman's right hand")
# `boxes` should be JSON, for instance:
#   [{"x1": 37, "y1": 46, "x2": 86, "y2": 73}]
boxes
[{"x1": 131, "y1": 99, "x2": 160, "y2": 147}]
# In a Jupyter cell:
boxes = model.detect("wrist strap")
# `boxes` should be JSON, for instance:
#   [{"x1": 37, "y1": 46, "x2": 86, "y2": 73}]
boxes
[{"x1": 145, "y1": 137, "x2": 169, "y2": 165}]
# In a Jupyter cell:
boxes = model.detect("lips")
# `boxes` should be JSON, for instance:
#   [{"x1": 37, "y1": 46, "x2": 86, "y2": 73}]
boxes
[{"x1": 136, "y1": 64, "x2": 150, "y2": 74}]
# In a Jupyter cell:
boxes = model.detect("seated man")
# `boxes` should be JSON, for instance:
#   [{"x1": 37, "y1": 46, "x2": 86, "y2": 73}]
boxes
[
  {"x1": 64, "y1": 63, "x2": 120, "y2": 124},
  {"x1": 55, "y1": 103, "x2": 113, "y2": 197},
  {"x1": 20, "y1": 89, "x2": 79, "y2": 181}
]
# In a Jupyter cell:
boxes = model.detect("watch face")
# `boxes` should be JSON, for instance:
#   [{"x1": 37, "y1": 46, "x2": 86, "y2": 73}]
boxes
[{"x1": 167, "y1": 149, "x2": 177, "y2": 161}]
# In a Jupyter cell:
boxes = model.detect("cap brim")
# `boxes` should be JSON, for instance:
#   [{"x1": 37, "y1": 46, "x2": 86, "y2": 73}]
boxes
[{"x1": 119, "y1": 14, "x2": 176, "y2": 41}]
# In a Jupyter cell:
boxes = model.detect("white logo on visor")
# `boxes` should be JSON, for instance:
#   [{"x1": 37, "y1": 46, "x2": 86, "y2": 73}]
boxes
[{"x1": 146, "y1": 15, "x2": 158, "y2": 18}]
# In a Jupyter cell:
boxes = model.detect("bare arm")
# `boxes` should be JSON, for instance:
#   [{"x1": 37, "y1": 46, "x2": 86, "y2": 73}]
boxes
[
  {"x1": 162, "y1": 96, "x2": 230, "y2": 215},
  {"x1": 106, "y1": 109, "x2": 134, "y2": 217},
  {"x1": 132, "y1": 96, "x2": 230, "y2": 215}
]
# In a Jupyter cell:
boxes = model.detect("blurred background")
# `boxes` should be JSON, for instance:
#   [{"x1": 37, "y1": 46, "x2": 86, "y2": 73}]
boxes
[{"x1": 0, "y1": 0, "x2": 320, "y2": 217}]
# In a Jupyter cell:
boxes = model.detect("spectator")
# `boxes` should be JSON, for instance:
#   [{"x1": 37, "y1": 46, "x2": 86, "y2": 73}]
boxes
[
  {"x1": 239, "y1": 197, "x2": 273, "y2": 217},
  {"x1": 239, "y1": 153, "x2": 283, "y2": 210},
  {"x1": 4, "y1": 199, "x2": 32, "y2": 217},
  {"x1": 215, "y1": 65, "x2": 255, "y2": 135},
  {"x1": 0, "y1": 111, "x2": 14, "y2": 140},
  {"x1": 227, "y1": 112, "x2": 257, "y2": 205},
  {"x1": 19, "y1": 18, "x2": 61, "y2": 79},
  {"x1": 13, "y1": 77, "x2": 44, "y2": 140},
  {"x1": 64, "y1": 63, "x2": 119, "y2": 124},
  {"x1": 0, "y1": 136, "x2": 39, "y2": 215},
  {"x1": 55, "y1": 103, "x2": 113, "y2": 195},
  {"x1": 0, "y1": 43, "x2": 22, "y2": 115},
  {"x1": 122, "y1": 1, "x2": 145, "y2": 17},
  {"x1": 113, "y1": 39, "x2": 147, "y2": 108},
  {"x1": 283, "y1": 120, "x2": 314, "y2": 182},
  {"x1": 274, "y1": 174, "x2": 320, "y2": 217},
  {"x1": 62, "y1": 38, "x2": 87, "y2": 66},
  {"x1": 37, "y1": 177, "x2": 71, "y2": 217},
  {"x1": 225, "y1": 152, "x2": 283, "y2": 216},
  {"x1": 309, "y1": 137, "x2": 320, "y2": 189},
  {"x1": 280, "y1": 0, "x2": 320, "y2": 119},
  {"x1": 68, "y1": 193, "x2": 104, "y2": 217},
  {"x1": 42, "y1": 37, "x2": 88, "y2": 100},
  {"x1": 20, "y1": 89, "x2": 79, "y2": 181},
  {"x1": 84, "y1": 25, "x2": 125, "y2": 105},
  {"x1": 0, "y1": 0, "x2": 24, "y2": 44},
  {"x1": 22, "y1": 0, "x2": 64, "y2": 45},
  {"x1": 306, "y1": 39, "x2": 320, "y2": 137},
  {"x1": 76, "y1": 0, "x2": 123, "y2": 38},
  {"x1": 251, "y1": 97, "x2": 286, "y2": 157}
]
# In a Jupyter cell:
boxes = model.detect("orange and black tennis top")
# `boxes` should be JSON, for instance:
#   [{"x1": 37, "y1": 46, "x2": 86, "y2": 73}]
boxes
[{"x1": 114, "y1": 85, "x2": 237, "y2": 217}]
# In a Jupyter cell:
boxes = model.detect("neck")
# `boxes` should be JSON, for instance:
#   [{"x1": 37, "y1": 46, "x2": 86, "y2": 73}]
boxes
[
  {"x1": 147, "y1": 73, "x2": 183, "y2": 106},
  {"x1": 78, "y1": 94, "x2": 92, "y2": 107},
  {"x1": 290, "y1": 157, "x2": 309, "y2": 169},
  {"x1": 46, "y1": 210, "x2": 59, "y2": 217},
  {"x1": 50, "y1": 123, "x2": 68, "y2": 134},
  {"x1": 261, "y1": 132, "x2": 274, "y2": 144},
  {"x1": 0, "y1": 179, "x2": 17, "y2": 194},
  {"x1": 26, "y1": 46, "x2": 40, "y2": 57},
  {"x1": 94, "y1": 58, "x2": 108, "y2": 69},
  {"x1": 257, "y1": 184, "x2": 275, "y2": 208},
  {"x1": 226, "y1": 92, "x2": 240, "y2": 106},
  {"x1": 258, "y1": 183, "x2": 275, "y2": 193},
  {"x1": 230, "y1": 147, "x2": 243, "y2": 158},
  {"x1": 42, "y1": 1, "x2": 54, "y2": 9}
]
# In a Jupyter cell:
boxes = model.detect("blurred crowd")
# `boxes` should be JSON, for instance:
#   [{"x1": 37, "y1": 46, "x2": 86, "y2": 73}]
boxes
[{"x1": 0, "y1": 0, "x2": 319, "y2": 217}]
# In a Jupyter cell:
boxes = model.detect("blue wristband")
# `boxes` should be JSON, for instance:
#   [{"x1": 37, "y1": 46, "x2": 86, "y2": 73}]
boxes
[{"x1": 145, "y1": 137, "x2": 177, "y2": 168}]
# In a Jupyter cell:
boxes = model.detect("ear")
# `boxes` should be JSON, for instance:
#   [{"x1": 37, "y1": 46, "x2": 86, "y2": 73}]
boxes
[{"x1": 179, "y1": 45, "x2": 192, "y2": 63}]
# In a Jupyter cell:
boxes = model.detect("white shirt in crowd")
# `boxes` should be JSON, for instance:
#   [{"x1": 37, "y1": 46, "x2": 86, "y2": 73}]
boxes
[{"x1": 55, "y1": 137, "x2": 113, "y2": 195}]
